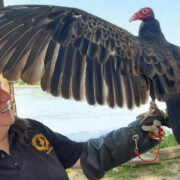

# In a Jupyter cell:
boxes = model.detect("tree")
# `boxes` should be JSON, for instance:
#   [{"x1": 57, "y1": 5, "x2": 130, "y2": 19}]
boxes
[{"x1": 0, "y1": 0, "x2": 17, "y2": 116}]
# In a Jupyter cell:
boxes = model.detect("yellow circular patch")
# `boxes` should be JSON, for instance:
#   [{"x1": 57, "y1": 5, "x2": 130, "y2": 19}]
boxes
[{"x1": 32, "y1": 133, "x2": 53, "y2": 154}]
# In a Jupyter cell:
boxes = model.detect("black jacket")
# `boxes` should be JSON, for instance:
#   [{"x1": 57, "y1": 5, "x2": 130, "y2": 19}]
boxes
[{"x1": 0, "y1": 119, "x2": 84, "y2": 180}]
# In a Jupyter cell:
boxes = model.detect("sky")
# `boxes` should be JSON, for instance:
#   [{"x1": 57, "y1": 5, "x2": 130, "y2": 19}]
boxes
[{"x1": 4, "y1": 0, "x2": 180, "y2": 45}]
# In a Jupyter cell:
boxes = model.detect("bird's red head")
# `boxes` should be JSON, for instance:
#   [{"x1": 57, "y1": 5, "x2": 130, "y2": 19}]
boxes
[{"x1": 130, "y1": 8, "x2": 154, "y2": 22}]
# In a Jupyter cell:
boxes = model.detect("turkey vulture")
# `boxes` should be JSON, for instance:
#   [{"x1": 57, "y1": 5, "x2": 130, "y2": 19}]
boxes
[{"x1": 0, "y1": 6, "x2": 180, "y2": 142}]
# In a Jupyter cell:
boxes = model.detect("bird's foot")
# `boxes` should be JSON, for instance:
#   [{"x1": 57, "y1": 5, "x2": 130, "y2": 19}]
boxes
[{"x1": 138, "y1": 100, "x2": 167, "y2": 124}]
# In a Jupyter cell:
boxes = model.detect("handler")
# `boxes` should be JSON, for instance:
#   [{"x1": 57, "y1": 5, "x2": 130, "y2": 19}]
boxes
[{"x1": 0, "y1": 83, "x2": 170, "y2": 180}]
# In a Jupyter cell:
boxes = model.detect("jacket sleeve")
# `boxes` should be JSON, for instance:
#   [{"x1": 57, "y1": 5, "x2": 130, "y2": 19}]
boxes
[
  {"x1": 80, "y1": 117, "x2": 159, "y2": 180},
  {"x1": 27, "y1": 119, "x2": 85, "y2": 168}
]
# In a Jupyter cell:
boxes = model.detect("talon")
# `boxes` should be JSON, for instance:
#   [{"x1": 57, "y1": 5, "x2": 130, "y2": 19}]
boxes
[
  {"x1": 140, "y1": 100, "x2": 168, "y2": 125},
  {"x1": 140, "y1": 100, "x2": 159, "y2": 123}
]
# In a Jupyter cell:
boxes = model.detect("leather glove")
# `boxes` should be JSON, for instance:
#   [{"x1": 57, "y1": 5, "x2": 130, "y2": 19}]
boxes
[{"x1": 80, "y1": 112, "x2": 166, "y2": 180}]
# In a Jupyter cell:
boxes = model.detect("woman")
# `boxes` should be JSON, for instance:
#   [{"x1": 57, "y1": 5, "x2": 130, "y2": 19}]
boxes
[{"x1": 0, "y1": 84, "x2": 169, "y2": 180}]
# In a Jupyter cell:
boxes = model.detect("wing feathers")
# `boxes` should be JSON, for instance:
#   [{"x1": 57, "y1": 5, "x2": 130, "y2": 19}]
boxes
[
  {"x1": 112, "y1": 67, "x2": 124, "y2": 107},
  {"x1": 85, "y1": 57, "x2": 95, "y2": 105},
  {"x1": 61, "y1": 44, "x2": 74, "y2": 99},
  {"x1": 22, "y1": 30, "x2": 49, "y2": 73},
  {"x1": 103, "y1": 56, "x2": 115, "y2": 107},
  {"x1": 97, "y1": 44, "x2": 109, "y2": 63},
  {"x1": 152, "y1": 74, "x2": 165, "y2": 101},
  {"x1": 53, "y1": 15, "x2": 74, "y2": 44},
  {"x1": 72, "y1": 50, "x2": 85, "y2": 100},
  {"x1": 21, "y1": 34, "x2": 50, "y2": 84},
  {"x1": 79, "y1": 38, "x2": 89, "y2": 55},
  {"x1": 93, "y1": 60, "x2": 104, "y2": 105},
  {"x1": 160, "y1": 75, "x2": 175, "y2": 92},
  {"x1": 131, "y1": 75, "x2": 141, "y2": 107},
  {"x1": 122, "y1": 75, "x2": 133, "y2": 109},
  {"x1": 50, "y1": 46, "x2": 66, "y2": 96},
  {"x1": 87, "y1": 41, "x2": 98, "y2": 59},
  {"x1": 93, "y1": 29, "x2": 102, "y2": 44},
  {"x1": 41, "y1": 40, "x2": 60, "y2": 92},
  {"x1": 1, "y1": 5, "x2": 180, "y2": 109},
  {"x1": 72, "y1": 37, "x2": 83, "y2": 49},
  {"x1": 0, "y1": 21, "x2": 23, "y2": 41},
  {"x1": 2, "y1": 28, "x2": 44, "y2": 80},
  {"x1": 0, "y1": 25, "x2": 31, "y2": 75},
  {"x1": 73, "y1": 18, "x2": 84, "y2": 37},
  {"x1": 0, "y1": 25, "x2": 28, "y2": 61},
  {"x1": 138, "y1": 75, "x2": 149, "y2": 104},
  {"x1": 0, "y1": 18, "x2": 14, "y2": 30}
]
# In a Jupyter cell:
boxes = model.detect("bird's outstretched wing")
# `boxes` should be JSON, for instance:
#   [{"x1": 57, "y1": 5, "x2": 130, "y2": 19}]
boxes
[{"x1": 0, "y1": 5, "x2": 179, "y2": 109}]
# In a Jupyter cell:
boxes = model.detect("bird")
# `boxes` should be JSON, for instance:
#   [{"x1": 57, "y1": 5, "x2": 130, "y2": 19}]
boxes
[{"x1": 0, "y1": 6, "x2": 180, "y2": 143}]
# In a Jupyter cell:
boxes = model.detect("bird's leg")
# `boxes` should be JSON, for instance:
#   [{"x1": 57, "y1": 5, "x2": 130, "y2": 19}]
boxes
[
  {"x1": 140, "y1": 100, "x2": 166, "y2": 123},
  {"x1": 140, "y1": 100, "x2": 156, "y2": 123},
  {"x1": 136, "y1": 100, "x2": 155, "y2": 120}
]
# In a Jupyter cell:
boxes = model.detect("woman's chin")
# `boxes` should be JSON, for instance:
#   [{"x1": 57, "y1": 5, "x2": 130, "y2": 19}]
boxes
[
  {"x1": 0, "y1": 110, "x2": 15, "y2": 126},
  {"x1": 9, "y1": 113, "x2": 15, "y2": 125}
]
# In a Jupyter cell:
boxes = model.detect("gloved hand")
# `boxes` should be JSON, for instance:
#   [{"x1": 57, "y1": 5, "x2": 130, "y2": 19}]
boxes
[
  {"x1": 129, "y1": 112, "x2": 169, "y2": 138},
  {"x1": 80, "y1": 109, "x2": 167, "y2": 180}
]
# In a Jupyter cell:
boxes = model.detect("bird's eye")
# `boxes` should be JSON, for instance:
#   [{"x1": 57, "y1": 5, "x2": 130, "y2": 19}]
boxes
[{"x1": 142, "y1": 9, "x2": 148, "y2": 15}]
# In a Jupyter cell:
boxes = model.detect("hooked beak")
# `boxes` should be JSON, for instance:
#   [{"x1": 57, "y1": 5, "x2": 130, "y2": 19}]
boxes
[
  {"x1": 129, "y1": 13, "x2": 139, "y2": 23},
  {"x1": 129, "y1": 16, "x2": 134, "y2": 23},
  {"x1": 129, "y1": 11, "x2": 140, "y2": 23}
]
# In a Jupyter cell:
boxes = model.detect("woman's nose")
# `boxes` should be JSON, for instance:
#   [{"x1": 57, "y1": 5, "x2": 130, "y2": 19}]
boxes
[{"x1": 0, "y1": 88, "x2": 11, "y2": 103}]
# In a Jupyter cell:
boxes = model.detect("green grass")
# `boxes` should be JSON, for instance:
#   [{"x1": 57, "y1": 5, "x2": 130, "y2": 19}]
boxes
[
  {"x1": 161, "y1": 134, "x2": 178, "y2": 148},
  {"x1": 148, "y1": 164, "x2": 165, "y2": 173},
  {"x1": 103, "y1": 134, "x2": 179, "y2": 179},
  {"x1": 14, "y1": 80, "x2": 40, "y2": 87},
  {"x1": 103, "y1": 158, "x2": 180, "y2": 179},
  {"x1": 159, "y1": 170, "x2": 174, "y2": 176},
  {"x1": 104, "y1": 165, "x2": 139, "y2": 179},
  {"x1": 151, "y1": 133, "x2": 178, "y2": 151},
  {"x1": 167, "y1": 158, "x2": 180, "y2": 164}
]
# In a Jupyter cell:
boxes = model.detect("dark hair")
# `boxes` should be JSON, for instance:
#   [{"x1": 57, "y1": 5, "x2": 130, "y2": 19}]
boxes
[{"x1": 11, "y1": 116, "x2": 32, "y2": 146}]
